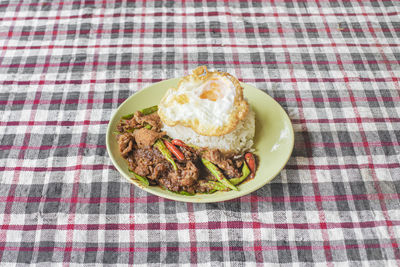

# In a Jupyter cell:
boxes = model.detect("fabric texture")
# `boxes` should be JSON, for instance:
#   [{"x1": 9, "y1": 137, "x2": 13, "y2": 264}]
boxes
[{"x1": 0, "y1": 0, "x2": 399, "y2": 265}]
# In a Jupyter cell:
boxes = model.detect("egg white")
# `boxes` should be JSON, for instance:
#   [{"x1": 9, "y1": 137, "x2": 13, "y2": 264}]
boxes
[{"x1": 158, "y1": 66, "x2": 249, "y2": 136}]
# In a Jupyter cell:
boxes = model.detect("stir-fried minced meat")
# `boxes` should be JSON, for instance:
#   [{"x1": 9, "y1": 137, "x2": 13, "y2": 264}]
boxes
[
  {"x1": 148, "y1": 162, "x2": 169, "y2": 180},
  {"x1": 132, "y1": 149, "x2": 153, "y2": 176},
  {"x1": 128, "y1": 116, "x2": 141, "y2": 129},
  {"x1": 116, "y1": 110, "x2": 252, "y2": 194},
  {"x1": 179, "y1": 146, "x2": 199, "y2": 162},
  {"x1": 159, "y1": 173, "x2": 181, "y2": 192},
  {"x1": 179, "y1": 161, "x2": 199, "y2": 187},
  {"x1": 133, "y1": 128, "x2": 165, "y2": 148},
  {"x1": 202, "y1": 149, "x2": 241, "y2": 178},
  {"x1": 118, "y1": 133, "x2": 134, "y2": 158},
  {"x1": 126, "y1": 156, "x2": 137, "y2": 171},
  {"x1": 117, "y1": 118, "x2": 139, "y2": 133},
  {"x1": 134, "y1": 111, "x2": 162, "y2": 131},
  {"x1": 132, "y1": 147, "x2": 165, "y2": 177}
]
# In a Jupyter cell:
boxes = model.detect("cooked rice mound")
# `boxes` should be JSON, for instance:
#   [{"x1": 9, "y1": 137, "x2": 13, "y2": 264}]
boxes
[{"x1": 162, "y1": 109, "x2": 255, "y2": 153}]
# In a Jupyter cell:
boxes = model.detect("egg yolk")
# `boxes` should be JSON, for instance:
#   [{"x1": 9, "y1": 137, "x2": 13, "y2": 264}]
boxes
[{"x1": 200, "y1": 80, "x2": 223, "y2": 101}]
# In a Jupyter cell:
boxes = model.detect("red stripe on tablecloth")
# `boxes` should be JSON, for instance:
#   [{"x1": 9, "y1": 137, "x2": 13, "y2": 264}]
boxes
[
  {"x1": 2, "y1": 59, "x2": 398, "y2": 69},
  {"x1": 0, "y1": 120, "x2": 110, "y2": 126},
  {"x1": 1, "y1": 117, "x2": 399, "y2": 127},
  {"x1": 315, "y1": 0, "x2": 400, "y2": 264},
  {"x1": 125, "y1": 3, "x2": 138, "y2": 262},
  {"x1": 0, "y1": 0, "x2": 396, "y2": 8},
  {"x1": 128, "y1": 183, "x2": 135, "y2": 266},
  {"x1": 0, "y1": 10, "x2": 398, "y2": 22},
  {"x1": 300, "y1": 141, "x2": 400, "y2": 148},
  {"x1": 1, "y1": 139, "x2": 398, "y2": 152},
  {"x1": 0, "y1": 242, "x2": 396, "y2": 253},
  {"x1": 0, "y1": 98, "x2": 123, "y2": 105},
  {"x1": 1, "y1": 76, "x2": 396, "y2": 85},
  {"x1": 134, "y1": 1, "x2": 146, "y2": 86},
  {"x1": 187, "y1": 201, "x2": 198, "y2": 264},
  {"x1": 0, "y1": 1, "x2": 25, "y2": 262},
  {"x1": 0, "y1": 192, "x2": 398, "y2": 205},
  {"x1": 0, "y1": 144, "x2": 106, "y2": 150},
  {"x1": 2, "y1": 220, "x2": 400, "y2": 232},
  {"x1": 62, "y1": 1, "x2": 106, "y2": 264},
  {"x1": 181, "y1": 0, "x2": 189, "y2": 76},
  {"x1": 276, "y1": 96, "x2": 400, "y2": 102},
  {"x1": 272, "y1": 0, "x2": 334, "y2": 263},
  {"x1": 1, "y1": 95, "x2": 399, "y2": 106},
  {"x1": 2, "y1": 27, "x2": 399, "y2": 38},
  {"x1": 356, "y1": 0, "x2": 400, "y2": 261},
  {"x1": 2, "y1": 42, "x2": 400, "y2": 51},
  {"x1": 2, "y1": 24, "x2": 400, "y2": 38},
  {"x1": 292, "y1": 117, "x2": 400, "y2": 124}
]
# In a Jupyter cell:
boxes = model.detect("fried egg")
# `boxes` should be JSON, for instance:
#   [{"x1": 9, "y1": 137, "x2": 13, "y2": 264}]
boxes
[{"x1": 158, "y1": 66, "x2": 249, "y2": 136}]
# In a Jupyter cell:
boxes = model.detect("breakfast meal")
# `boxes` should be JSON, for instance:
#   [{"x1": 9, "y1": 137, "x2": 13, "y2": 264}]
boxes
[{"x1": 115, "y1": 66, "x2": 257, "y2": 195}]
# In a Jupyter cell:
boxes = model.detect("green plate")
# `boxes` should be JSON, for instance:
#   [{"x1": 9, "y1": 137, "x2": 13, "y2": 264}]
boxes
[{"x1": 106, "y1": 78, "x2": 294, "y2": 203}]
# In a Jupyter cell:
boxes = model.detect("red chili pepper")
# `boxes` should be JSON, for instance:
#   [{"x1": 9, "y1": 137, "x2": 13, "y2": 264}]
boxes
[
  {"x1": 171, "y1": 139, "x2": 191, "y2": 150},
  {"x1": 163, "y1": 139, "x2": 185, "y2": 161},
  {"x1": 245, "y1": 152, "x2": 256, "y2": 178}
]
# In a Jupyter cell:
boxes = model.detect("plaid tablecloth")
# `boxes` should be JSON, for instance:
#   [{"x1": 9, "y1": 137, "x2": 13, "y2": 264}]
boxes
[{"x1": 0, "y1": 0, "x2": 399, "y2": 265}]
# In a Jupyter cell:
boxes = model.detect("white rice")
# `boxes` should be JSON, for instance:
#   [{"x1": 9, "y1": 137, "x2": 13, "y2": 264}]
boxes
[{"x1": 162, "y1": 109, "x2": 255, "y2": 153}]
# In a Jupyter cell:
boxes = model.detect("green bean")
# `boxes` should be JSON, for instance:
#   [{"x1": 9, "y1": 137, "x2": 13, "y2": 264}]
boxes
[
  {"x1": 140, "y1": 105, "x2": 158, "y2": 115},
  {"x1": 206, "y1": 162, "x2": 251, "y2": 191},
  {"x1": 229, "y1": 161, "x2": 251, "y2": 185},
  {"x1": 201, "y1": 158, "x2": 238, "y2": 191},
  {"x1": 128, "y1": 169, "x2": 149, "y2": 186},
  {"x1": 121, "y1": 105, "x2": 158, "y2": 120},
  {"x1": 162, "y1": 186, "x2": 194, "y2": 196},
  {"x1": 121, "y1": 113, "x2": 134, "y2": 120},
  {"x1": 154, "y1": 139, "x2": 178, "y2": 171},
  {"x1": 207, "y1": 181, "x2": 229, "y2": 191}
]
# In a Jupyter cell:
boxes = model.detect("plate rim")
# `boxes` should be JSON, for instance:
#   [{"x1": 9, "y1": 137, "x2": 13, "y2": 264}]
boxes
[{"x1": 106, "y1": 78, "x2": 294, "y2": 203}]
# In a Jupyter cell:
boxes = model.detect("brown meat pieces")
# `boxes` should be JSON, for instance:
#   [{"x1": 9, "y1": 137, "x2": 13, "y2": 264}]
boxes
[
  {"x1": 132, "y1": 148, "x2": 154, "y2": 176},
  {"x1": 159, "y1": 172, "x2": 181, "y2": 192},
  {"x1": 179, "y1": 146, "x2": 199, "y2": 162},
  {"x1": 156, "y1": 161, "x2": 199, "y2": 190},
  {"x1": 133, "y1": 128, "x2": 165, "y2": 149},
  {"x1": 118, "y1": 133, "x2": 134, "y2": 158},
  {"x1": 203, "y1": 149, "x2": 240, "y2": 178},
  {"x1": 179, "y1": 161, "x2": 199, "y2": 187},
  {"x1": 148, "y1": 162, "x2": 169, "y2": 180},
  {"x1": 134, "y1": 111, "x2": 162, "y2": 131},
  {"x1": 128, "y1": 116, "x2": 140, "y2": 129},
  {"x1": 133, "y1": 147, "x2": 170, "y2": 178},
  {"x1": 117, "y1": 120, "x2": 131, "y2": 133}
]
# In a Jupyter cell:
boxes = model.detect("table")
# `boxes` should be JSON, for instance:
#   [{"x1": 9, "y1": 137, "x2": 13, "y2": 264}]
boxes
[{"x1": 0, "y1": 0, "x2": 399, "y2": 265}]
